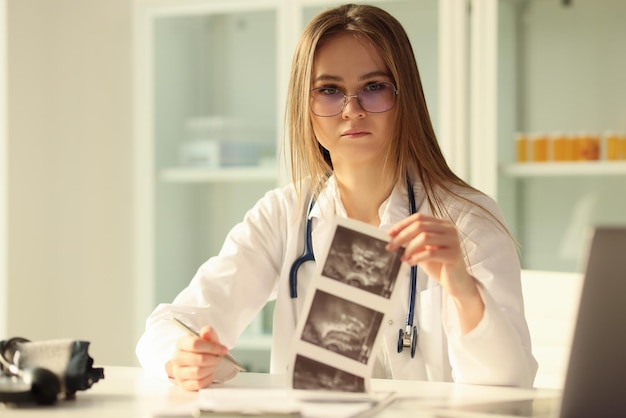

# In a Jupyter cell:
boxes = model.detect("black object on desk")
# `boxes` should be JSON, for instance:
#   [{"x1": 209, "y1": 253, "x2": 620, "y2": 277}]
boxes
[{"x1": 0, "y1": 337, "x2": 104, "y2": 405}]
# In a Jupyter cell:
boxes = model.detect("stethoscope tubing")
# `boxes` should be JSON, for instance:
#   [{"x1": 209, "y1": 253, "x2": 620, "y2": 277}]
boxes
[
  {"x1": 405, "y1": 182, "x2": 418, "y2": 329},
  {"x1": 289, "y1": 197, "x2": 316, "y2": 298}
]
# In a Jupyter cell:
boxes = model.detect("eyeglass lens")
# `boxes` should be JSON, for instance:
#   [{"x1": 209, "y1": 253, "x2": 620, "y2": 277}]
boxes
[{"x1": 310, "y1": 82, "x2": 397, "y2": 117}]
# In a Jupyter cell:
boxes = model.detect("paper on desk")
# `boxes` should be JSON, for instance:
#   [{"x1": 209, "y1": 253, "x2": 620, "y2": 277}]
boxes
[
  {"x1": 197, "y1": 388, "x2": 390, "y2": 418},
  {"x1": 288, "y1": 216, "x2": 407, "y2": 395}
]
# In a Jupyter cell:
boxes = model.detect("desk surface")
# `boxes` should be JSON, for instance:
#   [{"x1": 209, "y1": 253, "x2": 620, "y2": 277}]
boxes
[{"x1": 0, "y1": 366, "x2": 561, "y2": 418}]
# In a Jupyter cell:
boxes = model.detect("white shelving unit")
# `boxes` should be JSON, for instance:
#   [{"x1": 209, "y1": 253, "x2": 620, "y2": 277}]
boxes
[
  {"x1": 134, "y1": 0, "x2": 288, "y2": 372},
  {"x1": 471, "y1": 0, "x2": 626, "y2": 273}
]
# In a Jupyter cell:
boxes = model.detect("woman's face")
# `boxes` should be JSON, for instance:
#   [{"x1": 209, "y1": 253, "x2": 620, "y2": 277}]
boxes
[{"x1": 310, "y1": 33, "x2": 396, "y2": 169}]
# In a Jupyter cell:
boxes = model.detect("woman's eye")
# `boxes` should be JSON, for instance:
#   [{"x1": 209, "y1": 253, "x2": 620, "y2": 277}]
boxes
[
  {"x1": 364, "y1": 82, "x2": 385, "y2": 92},
  {"x1": 318, "y1": 86, "x2": 340, "y2": 96}
]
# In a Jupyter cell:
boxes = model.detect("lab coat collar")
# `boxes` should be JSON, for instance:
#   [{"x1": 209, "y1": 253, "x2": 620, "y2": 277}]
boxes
[
  {"x1": 307, "y1": 175, "x2": 342, "y2": 221},
  {"x1": 308, "y1": 175, "x2": 426, "y2": 228},
  {"x1": 381, "y1": 177, "x2": 427, "y2": 228}
]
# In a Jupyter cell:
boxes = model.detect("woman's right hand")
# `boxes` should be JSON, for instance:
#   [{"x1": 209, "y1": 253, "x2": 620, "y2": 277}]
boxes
[{"x1": 165, "y1": 325, "x2": 229, "y2": 391}]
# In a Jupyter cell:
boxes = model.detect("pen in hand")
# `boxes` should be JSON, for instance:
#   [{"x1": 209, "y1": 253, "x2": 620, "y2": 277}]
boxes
[{"x1": 172, "y1": 317, "x2": 247, "y2": 372}]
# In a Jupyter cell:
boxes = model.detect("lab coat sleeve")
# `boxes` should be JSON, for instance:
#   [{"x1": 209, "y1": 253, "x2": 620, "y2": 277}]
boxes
[
  {"x1": 442, "y1": 193, "x2": 538, "y2": 387},
  {"x1": 135, "y1": 185, "x2": 293, "y2": 380}
]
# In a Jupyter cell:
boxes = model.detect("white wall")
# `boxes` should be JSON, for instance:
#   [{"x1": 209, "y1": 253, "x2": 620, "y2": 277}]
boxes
[
  {"x1": 0, "y1": 0, "x2": 7, "y2": 339},
  {"x1": 6, "y1": 0, "x2": 135, "y2": 365},
  {"x1": 522, "y1": 0, "x2": 626, "y2": 133},
  {"x1": 522, "y1": 270, "x2": 583, "y2": 389}
]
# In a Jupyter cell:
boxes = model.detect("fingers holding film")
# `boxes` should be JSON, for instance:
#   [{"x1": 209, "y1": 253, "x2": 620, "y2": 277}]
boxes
[{"x1": 387, "y1": 214, "x2": 460, "y2": 263}]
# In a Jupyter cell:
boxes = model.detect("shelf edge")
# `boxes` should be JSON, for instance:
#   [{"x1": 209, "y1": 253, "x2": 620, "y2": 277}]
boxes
[
  {"x1": 499, "y1": 161, "x2": 626, "y2": 177},
  {"x1": 160, "y1": 166, "x2": 279, "y2": 183}
]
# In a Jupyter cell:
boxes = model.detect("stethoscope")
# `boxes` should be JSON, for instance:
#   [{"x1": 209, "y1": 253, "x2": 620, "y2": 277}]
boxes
[{"x1": 289, "y1": 177, "x2": 419, "y2": 358}]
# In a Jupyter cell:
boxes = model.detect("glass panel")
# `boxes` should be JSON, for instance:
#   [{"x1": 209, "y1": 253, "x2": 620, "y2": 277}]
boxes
[
  {"x1": 496, "y1": 0, "x2": 626, "y2": 272},
  {"x1": 154, "y1": 10, "x2": 277, "y2": 171},
  {"x1": 302, "y1": 0, "x2": 440, "y2": 134},
  {"x1": 152, "y1": 9, "x2": 278, "y2": 304}
]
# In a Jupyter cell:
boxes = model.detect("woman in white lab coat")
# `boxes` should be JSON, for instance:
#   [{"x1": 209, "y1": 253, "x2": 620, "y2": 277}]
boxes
[{"x1": 136, "y1": 4, "x2": 537, "y2": 390}]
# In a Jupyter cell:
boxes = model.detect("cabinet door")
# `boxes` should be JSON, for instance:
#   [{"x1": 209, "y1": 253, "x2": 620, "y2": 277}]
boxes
[
  {"x1": 480, "y1": 0, "x2": 626, "y2": 272},
  {"x1": 143, "y1": 6, "x2": 280, "y2": 306}
]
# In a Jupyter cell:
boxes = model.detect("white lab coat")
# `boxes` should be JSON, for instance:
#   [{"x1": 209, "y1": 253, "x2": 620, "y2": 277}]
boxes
[{"x1": 136, "y1": 176, "x2": 538, "y2": 387}]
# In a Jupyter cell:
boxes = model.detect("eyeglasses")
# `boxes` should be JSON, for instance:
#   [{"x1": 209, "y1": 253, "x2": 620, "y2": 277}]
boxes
[{"x1": 310, "y1": 81, "x2": 398, "y2": 117}]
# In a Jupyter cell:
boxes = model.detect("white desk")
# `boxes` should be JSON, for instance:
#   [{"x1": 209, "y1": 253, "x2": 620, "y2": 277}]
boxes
[{"x1": 0, "y1": 366, "x2": 561, "y2": 417}]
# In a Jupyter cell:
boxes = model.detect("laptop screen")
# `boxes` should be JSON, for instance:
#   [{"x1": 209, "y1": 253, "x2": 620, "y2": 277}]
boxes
[{"x1": 559, "y1": 227, "x2": 626, "y2": 418}]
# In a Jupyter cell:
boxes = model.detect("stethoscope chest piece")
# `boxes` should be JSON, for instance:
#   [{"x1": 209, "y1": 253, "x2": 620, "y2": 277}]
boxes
[{"x1": 397, "y1": 325, "x2": 418, "y2": 358}]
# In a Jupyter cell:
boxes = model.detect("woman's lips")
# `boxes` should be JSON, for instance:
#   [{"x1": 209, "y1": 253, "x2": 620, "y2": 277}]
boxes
[{"x1": 341, "y1": 129, "x2": 370, "y2": 138}]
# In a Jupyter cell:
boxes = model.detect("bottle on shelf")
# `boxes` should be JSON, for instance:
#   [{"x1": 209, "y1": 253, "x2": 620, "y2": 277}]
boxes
[
  {"x1": 531, "y1": 132, "x2": 549, "y2": 162},
  {"x1": 578, "y1": 132, "x2": 600, "y2": 161},
  {"x1": 552, "y1": 132, "x2": 573, "y2": 162},
  {"x1": 515, "y1": 132, "x2": 529, "y2": 163},
  {"x1": 605, "y1": 131, "x2": 626, "y2": 161}
]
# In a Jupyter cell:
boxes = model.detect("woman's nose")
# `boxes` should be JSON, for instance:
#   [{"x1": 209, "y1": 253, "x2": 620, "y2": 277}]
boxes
[{"x1": 342, "y1": 94, "x2": 366, "y2": 118}]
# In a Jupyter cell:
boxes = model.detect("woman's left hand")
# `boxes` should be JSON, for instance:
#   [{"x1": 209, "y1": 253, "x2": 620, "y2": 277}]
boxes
[
  {"x1": 387, "y1": 213, "x2": 484, "y2": 332},
  {"x1": 386, "y1": 213, "x2": 470, "y2": 295}
]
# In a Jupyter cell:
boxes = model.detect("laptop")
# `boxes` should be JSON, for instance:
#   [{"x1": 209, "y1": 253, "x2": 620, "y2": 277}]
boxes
[
  {"x1": 557, "y1": 226, "x2": 626, "y2": 417},
  {"x1": 441, "y1": 226, "x2": 626, "y2": 418}
]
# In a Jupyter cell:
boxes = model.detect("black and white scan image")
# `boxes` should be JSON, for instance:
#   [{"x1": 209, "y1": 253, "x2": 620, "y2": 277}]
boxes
[
  {"x1": 301, "y1": 290, "x2": 383, "y2": 364},
  {"x1": 321, "y1": 224, "x2": 403, "y2": 298},
  {"x1": 288, "y1": 216, "x2": 405, "y2": 394},
  {"x1": 292, "y1": 354, "x2": 365, "y2": 393}
]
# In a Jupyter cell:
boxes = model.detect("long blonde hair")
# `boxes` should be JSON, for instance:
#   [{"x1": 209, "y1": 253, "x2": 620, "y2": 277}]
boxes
[{"x1": 284, "y1": 4, "x2": 490, "y2": 221}]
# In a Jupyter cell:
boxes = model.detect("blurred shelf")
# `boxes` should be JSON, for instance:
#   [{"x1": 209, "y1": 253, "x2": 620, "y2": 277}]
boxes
[
  {"x1": 160, "y1": 166, "x2": 278, "y2": 183},
  {"x1": 499, "y1": 161, "x2": 626, "y2": 178}
]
